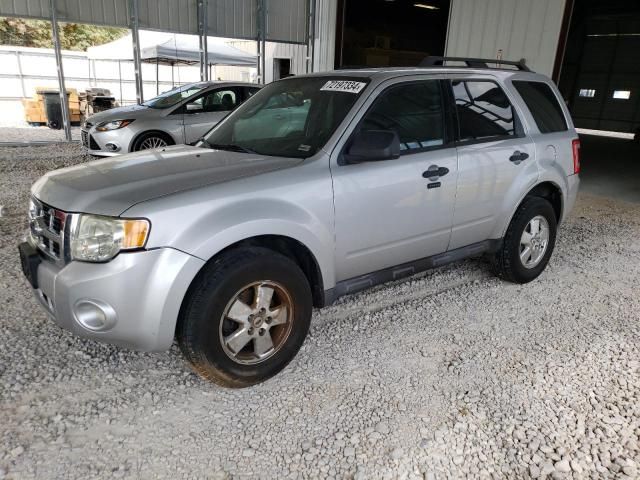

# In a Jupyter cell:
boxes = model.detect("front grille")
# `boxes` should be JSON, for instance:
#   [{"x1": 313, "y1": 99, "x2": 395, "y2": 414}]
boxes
[
  {"x1": 89, "y1": 134, "x2": 100, "y2": 150},
  {"x1": 81, "y1": 129, "x2": 89, "y2": 147},
  {"x1": 29, "y1": 198, "x2": 70, "y2": 265}
]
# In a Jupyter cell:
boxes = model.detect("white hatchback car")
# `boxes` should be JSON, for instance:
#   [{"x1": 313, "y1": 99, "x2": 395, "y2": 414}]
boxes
[{"x1": 81, "y1": 81, "x2": 261, "y2": 156}]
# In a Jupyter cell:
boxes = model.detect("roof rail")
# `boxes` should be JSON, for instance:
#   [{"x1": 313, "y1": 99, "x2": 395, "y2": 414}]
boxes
[{"x1": 419, "y1": 56, "x2": 531, "y2": 72}]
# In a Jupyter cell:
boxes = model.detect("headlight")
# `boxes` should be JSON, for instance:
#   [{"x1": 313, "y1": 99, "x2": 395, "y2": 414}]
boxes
[
  {"x1": 70, "y1": 214, "x2": 150, "y2": 262},
  {"x1": 96, "y1": 119, "x2": 134, "y2": 131}
]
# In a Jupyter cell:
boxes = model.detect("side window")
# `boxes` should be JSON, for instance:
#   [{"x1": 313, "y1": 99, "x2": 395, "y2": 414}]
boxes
[
  {"x1": 512, "y1": 81, "x2": 568, "y2": 134},
  {"x1": 185, "y1": 88, "x2": 239, "y2": 113},
  {"x1": 359, "y1": 81, "x2": 445, "y2": 153},
  {"x1": 453, "y1": 80, "x2": 516, "y2": 141}
]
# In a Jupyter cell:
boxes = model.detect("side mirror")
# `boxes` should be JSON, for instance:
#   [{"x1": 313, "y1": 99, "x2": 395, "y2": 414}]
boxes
[
  {"x1": 344, "y1": 130, "x2": 401, "y2": 163},
  {"x1": 186, "y1": 103, "x2": 203, "y2": 112}
]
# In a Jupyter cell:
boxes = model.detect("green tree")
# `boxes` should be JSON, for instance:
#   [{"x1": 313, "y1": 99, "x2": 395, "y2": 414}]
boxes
[{"x1": 0, "y1": 17, "x2": 127, "y2": 50}]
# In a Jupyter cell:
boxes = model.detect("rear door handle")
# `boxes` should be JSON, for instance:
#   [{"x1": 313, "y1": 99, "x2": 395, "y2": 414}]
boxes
[
  {"x1": 509, "y1": 151, "x2": 529, "y2": 163},
  {"x1": 422, "y1": 165, "x2": 450, "y2": 180}
]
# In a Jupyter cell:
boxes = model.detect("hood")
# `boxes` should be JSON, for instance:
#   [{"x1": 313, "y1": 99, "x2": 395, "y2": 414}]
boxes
[
  {"x1": 86, "y1": 104, "x2": 156, "y2": 125},
  {"x1": 32, "y1": 145, "x2": 302, "y2": 216}
]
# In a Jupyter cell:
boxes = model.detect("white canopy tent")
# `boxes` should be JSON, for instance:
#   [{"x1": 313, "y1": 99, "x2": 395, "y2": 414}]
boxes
[
  {"x1": 87, "y1": 31, "x2": 257, "y2": 96},
  {"x1": 87, "y1": 31, "x2": 258, "y2": 66},
  {"x1": 0, "y1": 0, "x2": 312, "y2": 144}
]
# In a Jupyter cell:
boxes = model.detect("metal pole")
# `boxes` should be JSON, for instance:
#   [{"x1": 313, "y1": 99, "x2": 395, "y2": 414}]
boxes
[
  {"x1": 128, "y1": 0, "x2": 144, "y2": 103},
  {"x1": 309, "y1": 0, "x2": 316, "y2": 73},
  {"x1": 156, "y1": 58, "x2": 159, "y2": 95},
  {"x1": 198, "y1": 0, "x2": 209, "y2": 81},
  {"x1": 16, "y1": 51, "x2": 27, "y2": 98},
  {"x1": 256, "y1": 0, "x2": 262, "y2": 83},
  {"x1": 49, "y1": 0, "x2": 72, "y2": 142},
  {"x1": 260, "y1": 0, "x2": 267, "y2": 84},
  {"x1": 118, "y1": 60, "x2": 123, "y2": 104},
  {"x1": 256, "y1": 38, "x2": 261, "y2": 83}
]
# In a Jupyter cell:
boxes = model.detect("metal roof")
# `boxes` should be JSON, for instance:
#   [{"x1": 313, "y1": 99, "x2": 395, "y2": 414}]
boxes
[{"x1": 0, "y1": 0, "x2": 309, "y2": 44}]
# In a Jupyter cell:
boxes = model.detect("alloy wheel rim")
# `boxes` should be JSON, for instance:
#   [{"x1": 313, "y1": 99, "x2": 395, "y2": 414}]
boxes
[
  {"x1": 219, "y1": 281, "x2": 294, "y2": 365},
  {"x1": 519, "y1": 215, "x2": 550, "y2": 269},
  {"x1": 140, "y1": 137, "x2": 168, "y2": 149}
]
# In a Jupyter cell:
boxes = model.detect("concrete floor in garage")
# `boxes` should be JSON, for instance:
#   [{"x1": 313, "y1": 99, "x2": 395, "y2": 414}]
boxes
[{"x1": 579, "y1": 134, "x2": 640, "y2": 204}]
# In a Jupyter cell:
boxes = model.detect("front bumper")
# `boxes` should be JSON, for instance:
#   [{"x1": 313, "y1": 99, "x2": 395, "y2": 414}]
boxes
[
  {"x1": 26, "y1": 246, "x2": 205, "y2": 352},
  {"x1": 81, "y1": 127, "x2": 136, "y2": 157}
]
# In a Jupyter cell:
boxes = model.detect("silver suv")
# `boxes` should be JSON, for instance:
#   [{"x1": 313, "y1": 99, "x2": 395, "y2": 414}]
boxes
[{"x1": 19, "y1": 58, "x2": 580, "y2": 387}]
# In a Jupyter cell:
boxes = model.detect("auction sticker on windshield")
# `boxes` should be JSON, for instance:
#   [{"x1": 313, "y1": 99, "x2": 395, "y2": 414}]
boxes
[{"x1": 320, "y1": 80, "x2": 366, "y2": 94}]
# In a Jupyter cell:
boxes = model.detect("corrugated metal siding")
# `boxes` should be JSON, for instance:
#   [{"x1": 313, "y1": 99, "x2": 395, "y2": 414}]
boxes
[
  {"x1": 57, "y1": 0, "x2": 129, "y2": 27},
  {"x1": 208, "y1": 0, "x2": 258, "y2": 40},
  {"x1": 0, "y1": 0, "x2": 312, "y2": 45},
  {"x1": 137, "y1": 0, "x2": 199, "y2": 34},
  {"x1": 0, "y1": 0, "x2": 49, "y2": 18},
  {"x1": 266, "y1": 0, "x2": 308, "y2": 44},
  {"x1": 446, "y1": 0, "x2": 566, "y2": 77},
  {"x1": 312, "y1": 0, "x2": 336, "y2": 72}
]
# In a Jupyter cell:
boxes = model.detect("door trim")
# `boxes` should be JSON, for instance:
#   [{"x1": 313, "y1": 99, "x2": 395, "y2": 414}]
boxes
[{"x1": 323, "y1": 238, "x2": 502, "y2": 304}]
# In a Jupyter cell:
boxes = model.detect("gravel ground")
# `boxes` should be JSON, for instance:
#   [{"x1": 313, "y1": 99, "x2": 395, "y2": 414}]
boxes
[
  {"x1": 0, "y1": 127, "x2": 82, "y2": 143},
  {"x1": 0, "y1": 144, "x2": 639, "y2": 480}
]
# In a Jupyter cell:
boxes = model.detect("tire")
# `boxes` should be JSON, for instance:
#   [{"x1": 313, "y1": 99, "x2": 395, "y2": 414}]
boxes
[
  {"x1": 177, "y1": 247, "x2": 313, "y2": 388},
  {"x1": 493, "y1": 197, "x2": 557, "y2": 284},
  {"x1": 131, "y1": 131, "x2": 173, "y2": 151}
]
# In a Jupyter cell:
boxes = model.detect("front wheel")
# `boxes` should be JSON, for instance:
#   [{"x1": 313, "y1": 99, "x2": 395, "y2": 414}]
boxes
[
  {"x1": 177, "y1": 247, "x2": 312, "y2": 388},
  {"x1": 131, "y1": 132, "x2": 172, "y2": 151},
  {"x1": 493, "y1": 197, "x2": 557, "y2": 283}
]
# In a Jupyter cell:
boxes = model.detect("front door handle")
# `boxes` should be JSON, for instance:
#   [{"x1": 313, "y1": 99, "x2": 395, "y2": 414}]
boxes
[
  {"x1": 422, "y1": 165, "x2": 450, "y2": 181},
  {"x1": 509, "y1": 151, "x2": 529, "y2": 163}
]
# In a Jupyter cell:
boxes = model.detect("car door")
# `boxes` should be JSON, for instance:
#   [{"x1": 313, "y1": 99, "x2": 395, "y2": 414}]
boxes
[
  {"x1": 331, "y1": 78, "x2": 459, "y2": 282},
  {"x1": 448, "y1": 78, "x2": 538, "y2": 250},
  {"x1": 181, "y1": 87, "x2": 242, "y2": 144}
]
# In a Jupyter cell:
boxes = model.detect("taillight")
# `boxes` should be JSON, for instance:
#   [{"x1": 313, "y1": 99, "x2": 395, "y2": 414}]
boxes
[{"x1": 572, "y1": 139, "x2": 580, "y2": 174}]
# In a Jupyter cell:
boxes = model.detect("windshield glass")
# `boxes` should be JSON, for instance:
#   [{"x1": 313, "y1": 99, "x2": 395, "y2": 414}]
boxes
[
  {"x1": 201, "y1": 77, "x2": 369, "y2": 158},
  {"x1": 142, "y1": 83, "x2": 206, "y2": 109}
]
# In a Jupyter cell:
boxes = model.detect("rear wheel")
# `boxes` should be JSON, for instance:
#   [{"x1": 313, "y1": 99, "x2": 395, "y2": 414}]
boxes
[
  {"x1": 493, "y1": 197, "x2": 557, "y2": 283},
  {"x1": 131, "y1": 131, "x2": 173, "y2": 151},
  {"x1": 177, "y1": 247, "x2": 312, "y2": 388}
]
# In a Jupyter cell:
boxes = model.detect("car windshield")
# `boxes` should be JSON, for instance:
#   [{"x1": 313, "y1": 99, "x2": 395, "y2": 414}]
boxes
[
  {"x1": 142, "y1": 83, "x2": 206, "y2": 109},
  {"x1": 201, "y1": 77, "x2": 369, "y2": 158}
]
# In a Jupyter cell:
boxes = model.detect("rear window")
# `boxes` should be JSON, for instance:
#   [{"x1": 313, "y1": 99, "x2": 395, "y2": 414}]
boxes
[
  {"x1": 513, "y1": 81, "x2": 568, "y2": 134},
  {"x1": 452, "y1": 80, "x2": 517, "y2": 142}
]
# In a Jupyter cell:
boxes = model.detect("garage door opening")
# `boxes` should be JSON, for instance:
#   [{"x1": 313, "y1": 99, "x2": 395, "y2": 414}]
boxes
[
  {"x1": 335, "y1": 0, "x2": 451, "y2": 68},
  {"x1": 556, "y1": 0, "x2": 640, "y2": 204},
  {"x1": 558, "y1": 0, "x2": 640, "y2": 138}
]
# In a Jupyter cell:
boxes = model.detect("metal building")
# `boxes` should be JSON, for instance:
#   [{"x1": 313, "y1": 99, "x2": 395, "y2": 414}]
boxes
[{"x1": 2, "y1": 0, "x2": 638, "y2": 142}]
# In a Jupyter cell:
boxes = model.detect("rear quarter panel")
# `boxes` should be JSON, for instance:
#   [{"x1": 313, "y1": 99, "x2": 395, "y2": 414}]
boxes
[{"x1": 491, "y1": 73, "x2": 578, "y2": 237}]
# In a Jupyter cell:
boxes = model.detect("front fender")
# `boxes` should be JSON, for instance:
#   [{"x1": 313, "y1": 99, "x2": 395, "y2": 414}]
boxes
[
  {"x1": 184, "y1": 198, "x2": 335, "y2": 289},
  {"x1": 124, "y1": 155, "x2": 336, "y2": 289}
]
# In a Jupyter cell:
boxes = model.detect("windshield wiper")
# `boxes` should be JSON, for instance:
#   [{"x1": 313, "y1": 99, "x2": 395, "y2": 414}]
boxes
[{"x1": 203, "y1": 142, "x2": 257, "y2": 154}]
